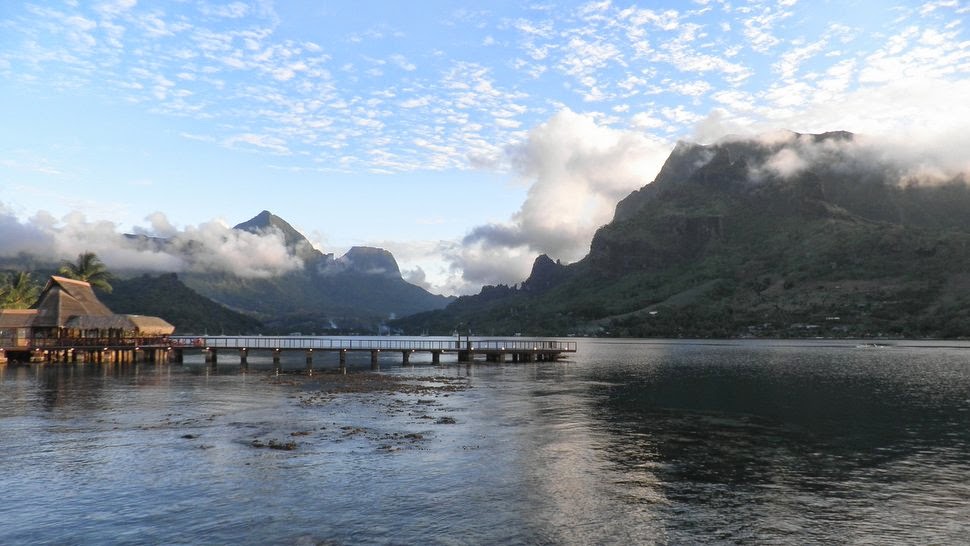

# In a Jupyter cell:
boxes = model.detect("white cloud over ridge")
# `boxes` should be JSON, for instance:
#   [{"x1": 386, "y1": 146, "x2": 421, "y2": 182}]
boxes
[
  {"x1": 746, "y1": 129, "x2": 970, "y2": 186},
  {"x1": 0, "y1": 207, "x2": 304, "y2": 279},
  {"x1": 455, "y1": 109, "x2": 672, "y2": 288},
  {"x1": 1, "y1": 0, "x2": 970, "y2": 294}
]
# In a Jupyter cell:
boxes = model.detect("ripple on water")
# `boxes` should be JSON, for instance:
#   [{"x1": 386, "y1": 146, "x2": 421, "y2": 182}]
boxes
[{"x1": 2, "y1": 341, "x2": 970, "y2": 544}]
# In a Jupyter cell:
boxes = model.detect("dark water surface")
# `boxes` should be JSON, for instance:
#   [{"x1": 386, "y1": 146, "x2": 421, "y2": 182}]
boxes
[{"x1": 2, "y1": 339, "x2": 969, "y2": 544}]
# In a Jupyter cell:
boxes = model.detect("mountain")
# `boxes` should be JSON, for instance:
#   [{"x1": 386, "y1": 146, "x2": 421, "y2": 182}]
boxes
[
  {"x1": 100, "y1": 273, "x2": 262, "y2": 335},
  {"x1": 177, "y1": 211, "x2": 452, "y2": 333},
  {"x1": 233, "y1": 209, "x2": 332, "y2": 264},
  {"x1": 1, "y1": 210, "x2": 450, "y2": 334},
  {"x1": 396, "y1": 131, "x2": 970, "y2": 339}
]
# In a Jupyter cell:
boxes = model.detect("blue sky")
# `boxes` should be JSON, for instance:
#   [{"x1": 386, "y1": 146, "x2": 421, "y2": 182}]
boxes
[{"x1": 1, "y1": 0, "x2": 969, "y2": 294}]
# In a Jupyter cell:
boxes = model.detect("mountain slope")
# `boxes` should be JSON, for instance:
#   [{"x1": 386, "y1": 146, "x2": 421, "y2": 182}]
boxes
[
  {"x1": 179, "y1": 211, "x2": 452, "y2": 333},
  {"x1": 396, "y1": 131, "x2": 970, "y2": 338},
  {"x1": 100, "y1": 273, "x2": 263, "y2": 334}
]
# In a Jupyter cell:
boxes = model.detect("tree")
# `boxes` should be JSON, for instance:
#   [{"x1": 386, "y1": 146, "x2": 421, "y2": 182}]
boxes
[
  {"x1": 59, "y1": 251, "x2": 114, "y2": 293},
  {"x1": 0, "y1": 271, "x2": 41, "y2": 309}
]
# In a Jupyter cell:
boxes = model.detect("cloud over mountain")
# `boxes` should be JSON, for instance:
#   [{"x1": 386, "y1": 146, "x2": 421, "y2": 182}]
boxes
[
  {"x1": 454, "y1": 109, "x2": 672, "y2": 288},
  {"x1": 0, "y1": 206, "x2": 304, "y2": 278}
]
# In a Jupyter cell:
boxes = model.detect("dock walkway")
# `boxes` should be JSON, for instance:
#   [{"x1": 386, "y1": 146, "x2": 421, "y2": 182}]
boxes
[{"x1": 170, "y1": 335, "x2": 577, "y2": 367}]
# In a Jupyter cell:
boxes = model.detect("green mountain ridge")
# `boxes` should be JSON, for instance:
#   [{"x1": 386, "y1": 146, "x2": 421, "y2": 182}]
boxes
[
  {"x1": 100, "y1": 273, "x2": 262, "y2": 335},
  {"x1": 177, "y1": 211, "x2": 453, "y2": 333},
  {"x1": 2, "y1": 211, "x2": 452, "y2": 334},
  {"x1": 396, "y1": 131, "x2": 970, "y2": 338}
]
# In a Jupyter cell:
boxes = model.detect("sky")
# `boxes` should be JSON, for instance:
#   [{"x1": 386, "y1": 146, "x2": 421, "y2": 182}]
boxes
[{"x1": 1, "y1": 0, "x2": 969, "y2": 295}]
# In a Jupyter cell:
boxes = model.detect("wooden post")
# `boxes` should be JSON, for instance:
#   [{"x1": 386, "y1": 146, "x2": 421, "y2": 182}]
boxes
[
  {"x1": 272, "y1": 349, "x2": 281, "y2": 365},
  {"x1": 401, "y1": 350, "x2": 410, "y2": 364},
  {"x1": 239, "y1": 348, "x2": 248, "y2": 369},
  {"x1": 432, "y1": 350, "x2": 440, "y2": 364},
  {"x1": 370, "y1": 350, "x2": 379, "y2": 370},
  {"x1": 305, "y1": 350, "x2": 314, "y2": 375}
]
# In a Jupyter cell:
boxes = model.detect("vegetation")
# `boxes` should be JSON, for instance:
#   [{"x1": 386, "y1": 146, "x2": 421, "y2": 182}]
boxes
[
  {"x1": 100, "y1": 273, "x2": 263, "y2": 335},
  {"x1": 58, "y1": 251, "x2": 114, "y2": 293},
  {"x1": 394, "y1": 133, "x2": 970, "y2": 339},
  {"x1": 0, "y1": 271, "x2": 41, "y2": 309},
  {"x1": 0, "y1": 212, "x2": 451, "y2": 334}
]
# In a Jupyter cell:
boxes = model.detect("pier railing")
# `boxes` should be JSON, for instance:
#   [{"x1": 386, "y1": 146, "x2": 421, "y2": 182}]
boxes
[
  {"x1": 5, "y1": 336, "x2": 172, "y2": 350},
  {"x1": 170, "y1": 336, "x2": 577, "y2": 353}
]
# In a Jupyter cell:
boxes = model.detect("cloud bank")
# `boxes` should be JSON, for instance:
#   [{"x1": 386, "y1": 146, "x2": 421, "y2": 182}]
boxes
[
  {"x1": 452, "y1": 109, "x2": 672, "y2": 289},
  {"x1": 0, "y1": 206, "x2": 304, "y2": 278},
  {"x1": 738, "y1": 129, "x2": 970, "y2": 187}
]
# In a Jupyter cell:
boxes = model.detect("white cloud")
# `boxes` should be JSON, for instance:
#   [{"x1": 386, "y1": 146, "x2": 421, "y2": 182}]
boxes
[
  {"x1": 775, "y1": 38, "x2": 828, "y2": 79},
  {"x1": 223, "y1": 133, "x2": 291, "y2": 154},
  {"x1": 631, "y1": 111, "x2": 664, "y2": 129},
  {"x1": 742, "y1": 4, "x2": 794, "y2": 52},
  {"x1": 400, "y1": 95, "x2": 431, "y2": 108},
  {"x1": 389, "y1": 53, "x2": 416, "y2": 71},
  {"x1": 5, "y1": 0, "x2": 970, "y2": 294},
  {"x1": 96, "y1": 0, "x2": 137, "y2": 18},
  {"x1": 456, "y1": 109, "x2": 672, "y2": 286},
  {"x1": 559, "y1": 37, "x2": 624, "y2": 78},
  {"x1": 200, "y1": 2, "x2": 250, "y2": 19},
  {"x1": 0, "y1": 207, "x2": 306, "y2": 278},
  {"x1": 668, "y1": 79, "x2": 713, "y2": 96},
  {"x1": 661, "y1": 105, "x2": 704, "y2": 124}
]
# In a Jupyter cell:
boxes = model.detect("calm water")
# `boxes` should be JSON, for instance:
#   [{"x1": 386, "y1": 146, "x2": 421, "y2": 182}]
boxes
[{"x1": 2, "y1": 339, "x2": 970, "y2": 544}]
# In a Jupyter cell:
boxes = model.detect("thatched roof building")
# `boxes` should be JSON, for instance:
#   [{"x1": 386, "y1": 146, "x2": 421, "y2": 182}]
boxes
[
  {"x1": 0, "y1": 309, "x2": 38, "y2": 331},
  {"x1": 32, "y1": 276, "x2": 115, "y2": 328},
  {"x1": 0, "y1": 276, "x2": 174, "y2": 347}
]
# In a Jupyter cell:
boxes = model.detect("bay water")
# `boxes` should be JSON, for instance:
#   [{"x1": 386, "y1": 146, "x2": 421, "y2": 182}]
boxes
[{"x1": 2, "y1": 338, "x2": 969, "y2": 544}]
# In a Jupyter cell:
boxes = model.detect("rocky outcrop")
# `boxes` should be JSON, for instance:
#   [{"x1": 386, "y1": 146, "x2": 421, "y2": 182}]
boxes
[
  {"x1": 338, "y1": 246, "x2": 401, "y2": 278},
  {"x1": 520, "y1": 254, "x2": 569, "y2": 293}
]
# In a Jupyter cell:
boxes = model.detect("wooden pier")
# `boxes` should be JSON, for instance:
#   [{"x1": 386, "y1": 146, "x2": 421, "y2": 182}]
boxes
[
  {"x1": 0, "y1": 335, "x2": 577, "y2": 369},
  {"x1": 169, "y1": 335, "x2": 577, "y2": 370},
  {"x1": 0, "y1": 337, "x2": 173, "y2": 365}
]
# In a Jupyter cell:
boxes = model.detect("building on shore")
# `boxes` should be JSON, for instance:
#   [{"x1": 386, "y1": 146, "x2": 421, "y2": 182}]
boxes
[{"x1": 0, "y1": 276, "x2": 174, "y2": 364}]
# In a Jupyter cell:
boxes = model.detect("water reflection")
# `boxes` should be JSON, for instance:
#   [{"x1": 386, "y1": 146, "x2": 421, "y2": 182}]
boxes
[
  {"x1": 584, "y1": 341, "x2": 970, "y2": 542},
  {"x1": 1, "y1": 340, "x2": 969, "y2": 544}
]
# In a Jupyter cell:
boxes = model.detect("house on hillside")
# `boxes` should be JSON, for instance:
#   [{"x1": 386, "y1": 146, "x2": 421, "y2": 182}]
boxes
[{"x1": 0, "y1": 276, "x2": 174, "y2": 359}]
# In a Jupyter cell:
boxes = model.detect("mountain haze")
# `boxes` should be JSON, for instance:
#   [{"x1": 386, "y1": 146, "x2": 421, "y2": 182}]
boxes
[
  {"x1": 233, "y1": 210, "x2": 331, "y2": 264},
  {"x1": 101, "y1": 273, "x2": 262, "y2": 335},
  {"x1": 178, "y1": 211, "x2": 451, "y2": 333},
  {"x1": 397, "y1": 131, "x2": 970, "y2": 338},
  {"x1": 1, "y1": 210, "x2": 451, "y2": 334}
]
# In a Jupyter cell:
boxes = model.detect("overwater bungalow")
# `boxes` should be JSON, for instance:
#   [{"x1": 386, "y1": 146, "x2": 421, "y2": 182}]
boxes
[{"x1": 0, "y1": 275, "x2": 174, "y2": 364}]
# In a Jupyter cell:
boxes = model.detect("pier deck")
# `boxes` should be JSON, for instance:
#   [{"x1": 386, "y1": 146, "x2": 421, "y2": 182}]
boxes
[{"x1": 170, "y1": 335, "x2": 577, "y2": 366}]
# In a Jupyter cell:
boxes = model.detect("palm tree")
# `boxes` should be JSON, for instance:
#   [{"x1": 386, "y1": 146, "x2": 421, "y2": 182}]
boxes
[
  {"x1": 59, "y1": 251, "x2": 113, "y2": 293},
  {"x1": 0, "y1": 271, "x2": 41, "y2": 309}
]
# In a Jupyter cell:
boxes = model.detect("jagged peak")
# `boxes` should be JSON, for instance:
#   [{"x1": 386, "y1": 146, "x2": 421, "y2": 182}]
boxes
[
  {"x1": 521, "y1": 253, "x2": 567, "y2": 293},
  {"x1": 233, "y1": 211, "x2": 328, "y2": 265},
  {"x1": 612, "y1": 130, "x2": 862, "y2": 223},
  {"x1": 339, "y1": 246, "x2": 401, "y2": 277},
  {"x1": 235, "y1": 210, "x2": 296, "y2": 236}
]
